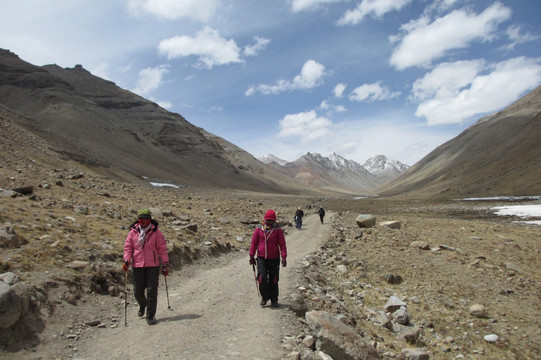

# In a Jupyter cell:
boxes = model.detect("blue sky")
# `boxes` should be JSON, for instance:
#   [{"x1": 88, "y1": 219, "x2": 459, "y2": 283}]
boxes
[{"x1": 1, "y1": 0, "x2": 540, "y2": 165}]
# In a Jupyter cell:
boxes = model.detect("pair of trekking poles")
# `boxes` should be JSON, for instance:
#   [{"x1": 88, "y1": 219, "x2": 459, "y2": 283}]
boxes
[{"x1": 123, "y1": 270, "x2": 172, "y2": 327}]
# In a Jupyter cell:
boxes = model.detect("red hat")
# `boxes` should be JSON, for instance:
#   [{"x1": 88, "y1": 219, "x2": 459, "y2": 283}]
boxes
[{"x1": 264, "y1": 209, "x2": 276, "y2": 221}]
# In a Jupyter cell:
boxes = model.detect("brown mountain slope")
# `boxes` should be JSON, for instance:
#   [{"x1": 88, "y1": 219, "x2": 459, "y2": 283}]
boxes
[
  {"x1": 377, "y1": 85, "x2": 541, "y2": 199},
  {"x1": 0, "y1": 49, "x2": 318, "y2": 194}
]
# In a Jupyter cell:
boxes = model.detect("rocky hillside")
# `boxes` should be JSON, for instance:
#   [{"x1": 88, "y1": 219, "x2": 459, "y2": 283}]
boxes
[
  {"x1": 0, "y1": 49, "x2": 316, "y2": 195},
  {"x1": 377, "y1": 85, "x2": 541, "y2": 199}
]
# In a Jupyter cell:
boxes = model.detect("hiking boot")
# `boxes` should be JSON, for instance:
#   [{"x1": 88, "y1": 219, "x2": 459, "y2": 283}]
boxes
[
  {"x1": 271, "y1": 300, "x2": 279, "y2": 308},
  {"x1": 146, "y1": 317, "x2": 157, "y2": 325},
  {"x1": 260, "y1": 299, "x2": 267, "y2": 307},
  {"x1": 138, "y1": 306, "x2": 145, "y2": 317}
]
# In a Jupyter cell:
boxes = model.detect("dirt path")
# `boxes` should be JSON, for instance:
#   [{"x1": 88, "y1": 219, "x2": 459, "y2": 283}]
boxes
[{"x1": 73, "y1": 213, "x2": 332, "y2": 360}]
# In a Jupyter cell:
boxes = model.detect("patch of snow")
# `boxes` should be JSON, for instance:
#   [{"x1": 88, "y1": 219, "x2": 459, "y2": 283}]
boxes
[
  {"x1": 150, "y1": 182, "x2": 180, "y2": 189},
  {"x1": 461, "y1": 196, "x2": 541, "y2": 201},
  {"x1": 492, "y1": 204, "x2": 541, "y2": 218}
]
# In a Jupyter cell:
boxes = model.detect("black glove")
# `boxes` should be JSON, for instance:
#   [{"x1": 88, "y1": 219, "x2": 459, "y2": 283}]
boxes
[
  {"x1": 162, "y1": 265, "x2": 169, "y2": 276},
  {"x1": 249, "y1": 257, "x2": 256, "y2": 265}
]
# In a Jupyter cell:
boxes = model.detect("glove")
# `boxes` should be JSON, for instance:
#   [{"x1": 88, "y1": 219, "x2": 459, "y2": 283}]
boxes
[
  {"x1": 249, "y1": 257, "x2": 256, "y2": 265},
  {"x1": 162, "y1": 265, "x2": 169, "y2": 276},
  {"x1": 122, "y1": 260, "x2": 129, "y2": 272},
  {"x1": 281, "y1": 259, "x2": 287, "y2": 268}
]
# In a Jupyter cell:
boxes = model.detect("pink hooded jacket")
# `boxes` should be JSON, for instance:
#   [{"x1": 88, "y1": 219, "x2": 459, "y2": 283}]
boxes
[
  {"x1": 249, "y1": 224, "x2": 287, "y2": 260},
  {"x1": 124, "y1": 221, "x2": 169, "y2": 268}
]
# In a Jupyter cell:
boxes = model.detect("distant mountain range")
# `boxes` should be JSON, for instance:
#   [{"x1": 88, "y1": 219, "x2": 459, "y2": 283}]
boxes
[
  {"x1": 1, "y1": 48, "x2": 540, "y2": 198},
  {"x1": 259, "y1": 153, "x2": 408, "y2": 194}
]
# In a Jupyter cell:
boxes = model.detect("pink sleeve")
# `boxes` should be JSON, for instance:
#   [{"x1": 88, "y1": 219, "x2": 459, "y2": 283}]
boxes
[
  {"x1": 249, "y1": 228, "x2": 259, "y2": 257},
  {"x1": 123, "y1": 231, "x2": 134, "y2": 262},
  {"x1": 156, "y1": 230, "x2": 169, "y2": 265},
  {"x1": 278, "y1": 229, "x2": 287, "y2": 259}
]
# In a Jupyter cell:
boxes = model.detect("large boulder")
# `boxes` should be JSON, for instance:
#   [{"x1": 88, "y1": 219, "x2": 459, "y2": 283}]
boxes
[
  {"x1": 0, "y1": 281, "x2": 22, "y2": 328},
  {"x1": 355, "y1": 215, "x2": 376, "y2": 228},
  {"x1": 305, "y1": 311, "x2": 380, "y2": 360}
]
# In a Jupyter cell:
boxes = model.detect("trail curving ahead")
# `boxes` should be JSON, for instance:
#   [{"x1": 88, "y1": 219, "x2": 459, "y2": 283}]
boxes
[{"x1": 75, "y1": 213, "x2": 333, "y2": 360}]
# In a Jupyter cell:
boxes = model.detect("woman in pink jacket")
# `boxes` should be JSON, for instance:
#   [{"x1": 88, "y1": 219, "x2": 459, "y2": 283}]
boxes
[
  {"x1": 123, "y1": 208, "x2": 169, "y2": 325},
  {"x1": 249, "y1": 209, "x2": 287, "y2": 308}
]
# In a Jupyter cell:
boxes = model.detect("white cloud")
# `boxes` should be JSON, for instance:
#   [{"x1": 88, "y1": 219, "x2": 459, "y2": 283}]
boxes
[
  {"x1": 277, "y1": 110, "x2": 334, "y2": 143},
  {"x1": 390, "y1": 3, "x2": 511, "y2": 70},
  {"x1": 318, "y1": 100, "x2": 347, "y2": 114},
  {"x1": 412, "y1": 60, "x2": 485, "y2": 101},
  {"x1": 244, "y1": 36, "x2": 271, "y2": 57},
  {"x1": 158, "y1": 27, "x2": 242, "y2": 69},
  {"x1": 425, "y1": 0, "x2": 460, "y2": 14},
  {"x1": 127, "y1": 0, "x2": 220, "y2": 22},
  {"x1": 501, "y1": 25, "x2": 539, "y2": 51},
  {"x1": 338, "y1": 0, "x2": 412, "y2": 26},
  {"x1": 349, "y1": 82, "x2": 400, "y2": 102},
  {"x1": 414, "y1": 57, "x2": 541, "y2": 125},
  {"x1": 133, "y1": 65, "x2": 169, "y2": 95},
  {"x1": 333, "y1": 83, "x2": 347, "y2": 97},
  {"x1": 290, "y1": 0, "x2": 345, "y2": 13},
  {"x1": 246, "y1": 60, "x2": 326, "y2": 96}
]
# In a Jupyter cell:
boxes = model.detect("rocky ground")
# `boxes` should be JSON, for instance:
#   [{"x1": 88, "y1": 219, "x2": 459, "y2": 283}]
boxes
[{"x1": 1, "y1": 116, "x2": 540, "y2": 359}]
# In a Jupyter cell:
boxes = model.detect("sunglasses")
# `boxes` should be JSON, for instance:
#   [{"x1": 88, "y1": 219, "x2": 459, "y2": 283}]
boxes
[{"x1": 138, "y1": 217, "x2": 151, "y2": 222}]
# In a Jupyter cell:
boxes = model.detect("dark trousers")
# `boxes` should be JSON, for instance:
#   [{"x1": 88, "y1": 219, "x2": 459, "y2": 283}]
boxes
[
  {"x1": 256, "y1": 257, "x2": 280, "y2": 302},
  {"x1": 319, "y1": 214, "x2": 324, "y2": 224},
  {"x1": 133, "y1": 266, "x2": 160, "y2": 319}
]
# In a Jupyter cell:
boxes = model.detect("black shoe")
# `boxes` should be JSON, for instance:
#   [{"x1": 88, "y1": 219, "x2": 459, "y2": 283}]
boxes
[
  {"x1": 138, "y1": 307, "x2": 145, "y2": 317},
  {"x1": 271, "y1": 300, "x2": 279, "y2": 308},
  {"x1": 260, "y1": 299, "x2": 267, "y2": 307},
  {"x1": 146, "y1": 317, "x2": 157, "y2": 325}
]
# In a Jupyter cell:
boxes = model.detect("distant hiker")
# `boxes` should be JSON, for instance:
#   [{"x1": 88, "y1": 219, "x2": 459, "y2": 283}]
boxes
[
  {"x1": 317, "y1": 206, "x2": 325, "y2": 224},
  {"x1": 294, "y1": 207, "x2": 304, "y2": 229},
  {"x1": 123, "y1": 208, "x2": 169, "y2": 325},
  {"x1": 249, "y1": 209, "x2": 287, "y2": 308}
]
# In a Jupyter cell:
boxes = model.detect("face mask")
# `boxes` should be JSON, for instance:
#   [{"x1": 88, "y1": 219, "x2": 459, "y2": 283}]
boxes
[{"x1": 138, "y1": 218, "x2": 151, "y2": 227}]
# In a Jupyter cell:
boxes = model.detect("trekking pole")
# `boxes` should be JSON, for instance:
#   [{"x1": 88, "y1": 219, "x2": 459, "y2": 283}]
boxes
[
  {"x1": 124, "y1": 270, "x2": 128, "y2": 327},
  {"x1": 252, "y1": 263, "x2": 261, "y2": 298},
  {"x1": 164, "y1": 273, "x2": 172, "y2": 310}
]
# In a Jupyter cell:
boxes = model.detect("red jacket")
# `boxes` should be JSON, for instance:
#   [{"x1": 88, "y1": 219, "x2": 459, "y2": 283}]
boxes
[
  {"x1": 249, "y1": 225, "x2": 287, "y2": 260},
  {"x1": 124, "y1": 221, "x2": 169, "y2": 268}
]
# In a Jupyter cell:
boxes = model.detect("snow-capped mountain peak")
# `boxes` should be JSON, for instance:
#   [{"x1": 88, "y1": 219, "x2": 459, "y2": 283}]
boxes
[
  {"x1": 363, "y1": 155, "x2": 409, "y2": 177},
  {"x1": 258, "y1": 154, "x2": 288, "y2": 166}
]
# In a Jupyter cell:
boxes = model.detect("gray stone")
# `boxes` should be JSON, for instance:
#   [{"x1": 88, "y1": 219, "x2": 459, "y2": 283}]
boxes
[
  {"x1": 469, "y1": 304, "x2": 487, "y2": 318},
  {"x1": 394, "y1": 306, "x2": 411, "y2": 325},
  {"x1": 305, "y1": 310, "x2": 380, "y2": 360},
  {"x1": 0, "y1": 281, "x2": 22, "y2": 328},
  {"x1": 380, "y1": 221, "x2": 401, "y2": 229},
  {"x1": 401, "y1": 348, "x2": 430, "y2": 360},
  {"x1": 0, "y1": 272, "x2": 18, "y2": 285},
  {"x1": 384, "y1": 296, "x2": 406, "y2": 312},
  {"x1": 355, "y1": 215, "x2": 376, "y2": 228}
]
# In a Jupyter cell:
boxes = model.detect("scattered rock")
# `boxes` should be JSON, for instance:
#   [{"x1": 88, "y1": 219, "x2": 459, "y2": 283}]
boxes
[
  {"x1": 355, "y1": 215, "x2": 376, "y2": 228},
  {"x1": 401, "y1": 347, "x2": 430, "y2": 360},
  {"x1": 305, "y1": 310, "x2": 380, "y2": 360},
  {"x1": 380, "y1": 221, "x2": 401, "y2": 229},
  {"x1": 384, "y1": 296, "x2": 406, "y2": 312},
  {"x1": 469, "y1": 304, "x2": 487, "y2": 318}
]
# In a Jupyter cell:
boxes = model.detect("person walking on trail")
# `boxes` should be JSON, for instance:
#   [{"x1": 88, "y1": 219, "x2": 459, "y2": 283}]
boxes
[
  {"x1": 123, "y1": 208, "x2": 169, "y2": 325},
  {"x1": 317, "y1": 206, "x2": 325, "y2": 224},
  {"x1": 294, "y1": 207, "x2": 304, "y2": 229},
  {"x1": 249, "y1": 209, "x2": 287, "y2": 308}
]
